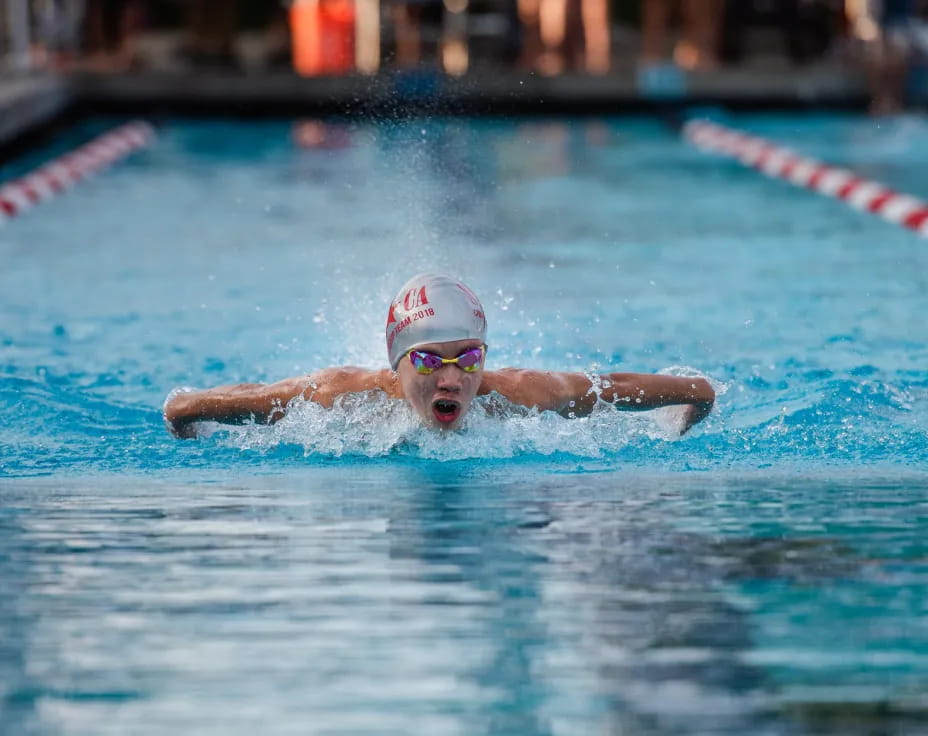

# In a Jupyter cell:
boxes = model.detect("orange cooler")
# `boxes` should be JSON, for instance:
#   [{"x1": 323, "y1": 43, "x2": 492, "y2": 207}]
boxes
[{"x1": 291, "y1": 0, "x2": 356, "y2": 76}]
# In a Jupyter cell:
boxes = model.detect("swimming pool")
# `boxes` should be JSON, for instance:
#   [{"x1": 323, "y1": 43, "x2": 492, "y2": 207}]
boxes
[{"x1": 1, "y1": 114, "x2": 927, "y2": 733}]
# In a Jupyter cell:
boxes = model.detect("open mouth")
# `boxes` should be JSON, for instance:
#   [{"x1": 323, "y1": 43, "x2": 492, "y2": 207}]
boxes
[{"x1": 432, "y1": 398, "x2": 461, "y2": 425}]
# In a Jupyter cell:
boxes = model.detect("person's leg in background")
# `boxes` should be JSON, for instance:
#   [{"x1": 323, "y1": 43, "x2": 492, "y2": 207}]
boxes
[
  {"x1": 640, "y1": 0, "x2": 671, "y2": 64},
  {"x1": 718, "y1": 0, "x2": 747, "y2": 65},
  {"x1": 537, "y1": 0, "x2": 568, "y2": 73},
  {"x1": 392, "y1": 1, "x2": 423, "y2": 67},
  {"x1": 677, "y1": 0, "x2": 723, "y2": 69},
  {"x1": 581, "y1": 0, "x2": 610, "y2": 72},
  {"x1": 184, "y1": 0, "x2": 238, "y2": 67}
]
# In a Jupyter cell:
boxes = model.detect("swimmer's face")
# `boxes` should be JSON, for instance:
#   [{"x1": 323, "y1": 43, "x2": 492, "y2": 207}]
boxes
[{"x1": 396, "y1": 339, "x2": 485, "y2": 430}]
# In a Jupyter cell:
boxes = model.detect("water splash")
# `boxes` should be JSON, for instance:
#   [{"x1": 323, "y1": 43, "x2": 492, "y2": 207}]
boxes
[
  {"x1": 214, "y1": 390, "x2": 681, "y2": 460},
  {"x1": 2, "y1": 362, "x2": 926, "y2": 476}
]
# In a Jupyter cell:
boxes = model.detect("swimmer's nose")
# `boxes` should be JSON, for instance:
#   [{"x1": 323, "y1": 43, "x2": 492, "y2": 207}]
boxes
[{"x1": 434, "y1": 366, "x2": 463, "y2": 391}]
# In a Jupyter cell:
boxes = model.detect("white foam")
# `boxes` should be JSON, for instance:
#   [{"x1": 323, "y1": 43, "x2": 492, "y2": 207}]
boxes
[{"x1": 210, "y1": 387, "x2": 698, "y2": 460}]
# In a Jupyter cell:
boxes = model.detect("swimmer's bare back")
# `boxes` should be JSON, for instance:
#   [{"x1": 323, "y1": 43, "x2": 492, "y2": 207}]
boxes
[{"x1": 163, "y1": 368, "x2": 714, "y2": 438}]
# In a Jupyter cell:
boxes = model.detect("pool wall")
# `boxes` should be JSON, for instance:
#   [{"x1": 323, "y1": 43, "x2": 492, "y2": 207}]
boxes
[{"x1": 0, "y1": 76, "x2": 74, "y2": 159}]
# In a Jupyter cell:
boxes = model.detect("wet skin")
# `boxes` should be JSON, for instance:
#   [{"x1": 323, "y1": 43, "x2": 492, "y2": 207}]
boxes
[
  {"x1": 395, "y1": 339, "x2": 485, "y2": 430},
  {"x1": 163, "y1": 343, "x2": 714, "y2": 437}
]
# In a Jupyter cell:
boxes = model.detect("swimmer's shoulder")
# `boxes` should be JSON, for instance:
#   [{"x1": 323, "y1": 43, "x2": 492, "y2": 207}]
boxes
[
  {"x1": 304, "y1": 366, "x2": 400, "y2": 406},
  {"x1": 480, "y1": 367, "x2": 539, "y2": 392},
  {"x1": 480, "y1": 367, "x2": 571, "y2": 389},
  {"x1": 479, "y1": 368, "x2": 570, "y2": 412}
]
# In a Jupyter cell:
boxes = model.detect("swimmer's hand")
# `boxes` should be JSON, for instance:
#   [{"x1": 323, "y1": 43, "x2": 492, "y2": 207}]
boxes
[
  {"x1": 163, "y1": 387, "x2": 198, "y2": 438},
  {"x1": 624, "y1": 375, "x2": 714, "y2": 435},
  {"x1": 679, "y1": 397, "x2": 713, "y2": 434},
  {"x1": 652, "y1": 400, "x2": 713, "y2": 437}
]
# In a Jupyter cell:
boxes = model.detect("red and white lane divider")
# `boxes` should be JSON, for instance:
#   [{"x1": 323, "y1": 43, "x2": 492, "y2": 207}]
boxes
[
  {"x1": 683, "y1": 119, "x2": 928, "y2": 237},
  {"x1": 0, "y1": 121, "x2": 156, "y2": 224}
]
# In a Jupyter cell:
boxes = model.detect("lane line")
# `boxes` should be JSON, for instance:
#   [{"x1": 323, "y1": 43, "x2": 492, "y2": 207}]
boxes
[
  {"x1": 683, "y1": 119, "x2": 928, "y2": 238},
  {"x1": 0, "y1": 121, "x2": 156, "y2": 224}
]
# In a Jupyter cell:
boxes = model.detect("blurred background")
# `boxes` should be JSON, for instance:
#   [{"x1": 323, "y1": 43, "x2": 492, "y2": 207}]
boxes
[{"x1": 0, "y1": 1, "x2": 927, "y2": 112}]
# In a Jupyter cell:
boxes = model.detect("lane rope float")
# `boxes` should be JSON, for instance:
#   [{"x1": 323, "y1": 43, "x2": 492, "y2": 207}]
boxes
[
  {"x1": 0, "y1": 121, "x2": 156, "y2": 224},
  {"x1": 683, "y1": 119, "x2": 928, "y2": 237}
]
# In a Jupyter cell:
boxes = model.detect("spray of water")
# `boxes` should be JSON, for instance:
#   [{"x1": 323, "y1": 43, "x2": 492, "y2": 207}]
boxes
[{"x1": 198, "y1": 366, "x2": 726, "y2": 460}]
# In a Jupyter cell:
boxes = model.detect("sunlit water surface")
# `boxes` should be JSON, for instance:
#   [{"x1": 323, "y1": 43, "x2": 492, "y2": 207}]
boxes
[{"x1": 1, "y1": 114, "x2": 927, "y2": 734}]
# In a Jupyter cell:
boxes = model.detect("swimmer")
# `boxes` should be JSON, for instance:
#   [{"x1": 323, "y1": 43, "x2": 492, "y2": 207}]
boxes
[{"x1": 163, "y1": 273, "x2": 715, "y2": 438}]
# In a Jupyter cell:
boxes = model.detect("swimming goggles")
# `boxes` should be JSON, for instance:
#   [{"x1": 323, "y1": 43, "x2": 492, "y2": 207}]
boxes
[{"x1": 407, "y1": 345, "x2": 486, "y2": 374}]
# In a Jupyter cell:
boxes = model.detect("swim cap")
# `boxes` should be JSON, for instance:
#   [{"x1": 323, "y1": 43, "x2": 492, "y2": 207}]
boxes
[{"x1": 386, "y1": 273, "x2": 487, "y2": 369}]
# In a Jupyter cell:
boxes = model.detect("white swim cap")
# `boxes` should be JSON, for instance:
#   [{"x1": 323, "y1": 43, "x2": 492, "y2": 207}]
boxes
[{"x1": 386, "y1": 273, "x2": 487, "y2": 369}]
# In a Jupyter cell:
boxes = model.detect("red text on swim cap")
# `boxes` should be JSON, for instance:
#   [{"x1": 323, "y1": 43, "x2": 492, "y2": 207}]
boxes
[{"x1": 403, "y1": 286, "x2": 429, "y2": 311}]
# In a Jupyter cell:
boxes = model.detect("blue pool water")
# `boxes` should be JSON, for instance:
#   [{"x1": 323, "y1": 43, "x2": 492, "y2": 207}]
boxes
[{"x1": 1, "y1": 114, "x2": 927, "y2": 733}]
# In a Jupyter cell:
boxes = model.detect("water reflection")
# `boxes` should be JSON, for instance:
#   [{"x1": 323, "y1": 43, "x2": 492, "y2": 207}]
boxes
[
  {"x1": 389, "y1": 473, "x2": 768, "y2": 733},
  {"x1": 1, "y1": 471, "x2": 926, "y2": 734}
]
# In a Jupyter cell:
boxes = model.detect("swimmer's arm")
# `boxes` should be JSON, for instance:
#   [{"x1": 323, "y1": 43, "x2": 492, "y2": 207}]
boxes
[
  {"x1": 480, "y1": 370, "x2": 714, "y2": 432},
  {"x1": 599, "y1": 373, "x2": 715, "y2": 432},
  {"x1": 163, "y1": 368, "x2": 397, "y2": 438}
]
